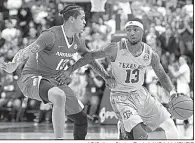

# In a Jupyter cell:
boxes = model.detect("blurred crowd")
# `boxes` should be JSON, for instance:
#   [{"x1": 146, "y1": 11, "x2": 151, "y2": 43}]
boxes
[{"x1": 0, "y1": 0, "x2": 193, "y2": 127}]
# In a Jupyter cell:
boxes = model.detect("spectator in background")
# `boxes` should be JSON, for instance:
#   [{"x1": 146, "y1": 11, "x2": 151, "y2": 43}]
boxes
[
  {"x1": 178, "y1": 14, "x2": 193, "y2": 60},
  {"x1": 131, "y1": 1, "x2": 150, "y2": 33},
  {"x1": 103, "y1": 14, "x2": 116, "y2": 41},
  {"x1": 1, "y1": 19, "x2": 20, "y2": 43},
  {"x1": 87, "y1": 32, "x2": 107, "y2": 51},
  {"x1": 159, "y1": 25, "x2": 180, "y2": 57},
  {"x1": 0, "y1": 0, "x2": 9, "y2": 21},
  {"x1": 0, "y1": 32, "x2": 5, "y2": 49},
  {"x1": 182, "y1": 0, "x2": 193, "y2": 18},
  {"x1": 6, "y1": 0, "x2": 22, "y2": 18},
  {"x1": 28, "y1": 27, "x2": 37, "y2": 44},
  {"x1": 0, "y1": 12, "x2": 5, "y2": 32},
  {"x1": 80, "y1": 26, "x2": 92, "y2": 48},
  {"x1": 154, "y1": 17, "x2": 165, "y2": 35},
  {"x1": 146, "y1": 25, "x2": 162, "y2": 56},
  {"x1": 168, "y1": 55, "x2": 191, "y2": 100},
  {"x1": 17, "y1": 7, "x2": 32, "y2": 37},
  {"x1": 98, "y1": 17, "x2": 111, "y2": 39},
  {"x1": 167, "y1": 53, "x2": 178, "y2": 88},
  {"x1": 80, "y1": 68, "x2": 105, "y2": 123},
  {"x1": 19, "y1": 37, "x2": 29, "y2": 50},
  {"x1": 31, "y1": 0, "x2": 48, "y2": 25},
  {"x1": 0, "y1": 73, "x2": 22, "y2": 121},
  {"x1": 4, "y1": 49, "x2": 14, "y2": 62},
  {"x1": 53, "y1": 2, "x2": 64, "y2": 26},
  {"x1": 156, "y1": 0, "x2": 166, "y2": 17},
  {"x1": 69, "y1": 67, "x2": 87, "y2": 101}
]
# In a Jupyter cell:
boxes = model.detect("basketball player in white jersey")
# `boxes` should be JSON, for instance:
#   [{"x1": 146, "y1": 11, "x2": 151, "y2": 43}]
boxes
[{"x1": 56, "y1": 18, "x2": 180, "y2": 139}]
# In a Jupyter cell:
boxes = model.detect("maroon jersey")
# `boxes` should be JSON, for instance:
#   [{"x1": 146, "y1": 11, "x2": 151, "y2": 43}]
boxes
[{"x1": 22, "y1": 25, "x2": 86, "y2": 78}]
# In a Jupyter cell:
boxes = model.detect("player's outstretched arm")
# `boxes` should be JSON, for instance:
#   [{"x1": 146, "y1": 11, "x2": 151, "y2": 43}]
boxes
[
  {"x1": 151, "y1": 51, "x2": 176, "y2": 96},
  {"x1": 67, "y1": 42, "x2": 117, "y2": 75},
  {"x1": 55, "y1": 42, "x2": 117, "y2": 86},
  {"x1": 0, "y1": 42, "x2": 44, "y2": 73},
  {"x1": 0, "y1": 31, "x2": 54, "y2": 73},
  {"x1": 12, "y1": 42, "x2": 43, "y2": 65}
]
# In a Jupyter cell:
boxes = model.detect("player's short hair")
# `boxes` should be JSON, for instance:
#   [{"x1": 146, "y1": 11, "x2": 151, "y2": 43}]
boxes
[{"x1": 60, "y1": 5, "x2": 84, "y2": 21}]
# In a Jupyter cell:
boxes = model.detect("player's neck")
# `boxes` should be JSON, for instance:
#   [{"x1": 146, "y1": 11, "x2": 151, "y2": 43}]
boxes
[
  {"x1": 62, "y1": 23, "x2": 75, "y2": 38},
  {"x1": 127, "y1": 41, "x2": 143, "y2": 57}
]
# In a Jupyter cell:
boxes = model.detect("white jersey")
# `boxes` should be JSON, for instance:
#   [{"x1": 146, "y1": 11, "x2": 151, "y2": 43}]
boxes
[{"x1": 110, "y1": 39, "x2": 152, "y2": 92}]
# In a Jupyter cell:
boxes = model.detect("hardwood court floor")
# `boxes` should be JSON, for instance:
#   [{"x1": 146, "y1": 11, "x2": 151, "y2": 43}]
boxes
[{"x1": 0, "y1": 122, "x2": 193, "y2": 140}]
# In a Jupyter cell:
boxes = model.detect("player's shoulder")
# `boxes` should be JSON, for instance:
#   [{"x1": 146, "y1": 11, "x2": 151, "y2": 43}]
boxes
[
  {"x1": 40, "y1": 26, "x2": 61, "y2": 37},
  {"x1": 142, "y1": 42, "x2": 152, "y2": 50},
  {"x1": 46, "y1": 26, "x2": 61, "y2": 33}
]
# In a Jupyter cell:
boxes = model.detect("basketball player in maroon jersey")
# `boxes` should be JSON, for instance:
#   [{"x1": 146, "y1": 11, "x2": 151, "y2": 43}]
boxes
[{"x1": 0, "y1": 5, "x2": 115, "y2": 139}]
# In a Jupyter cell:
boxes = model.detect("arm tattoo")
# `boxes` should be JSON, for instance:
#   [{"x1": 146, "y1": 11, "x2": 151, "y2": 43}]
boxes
[
  {"x1": 12, "y1": 48, "x2": 28, "y2": 65},
  {"x1": 12, "y1": 43, "x2": 43, "y2": 65},
  {"x1": 151, "y1": 52, "x2": 175, "y2": 93},
  {"x1": 89, "y1": 60, "x2": 109, "y2": 80}
]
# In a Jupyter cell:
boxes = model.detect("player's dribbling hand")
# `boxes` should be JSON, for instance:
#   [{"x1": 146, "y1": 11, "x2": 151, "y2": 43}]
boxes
[
  {"x1": 0, "y1": 62, "x2": 18, "y2": 73},
  {"x1": 169, "y1": 92, "x2": 177, "y2": 102},
  {"x1": 105, "y1": 76, "x2": 117, "y2": 89}
]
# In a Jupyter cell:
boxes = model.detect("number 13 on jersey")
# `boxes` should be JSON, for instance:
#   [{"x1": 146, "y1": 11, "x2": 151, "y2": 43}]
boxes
[{"x1": 125, "y1": 69, "x2": 140, "y2": 83}]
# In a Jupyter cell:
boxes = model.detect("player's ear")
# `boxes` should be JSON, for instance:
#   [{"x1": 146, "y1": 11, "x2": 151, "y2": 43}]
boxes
[{"x1": 69, "y1": 16, "x2": 75, "y2": 23}]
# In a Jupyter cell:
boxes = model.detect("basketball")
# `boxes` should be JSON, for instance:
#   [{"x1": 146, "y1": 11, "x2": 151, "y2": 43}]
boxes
[{"x1": 168, "y1": 93, "x2": 193, "y2": 120}]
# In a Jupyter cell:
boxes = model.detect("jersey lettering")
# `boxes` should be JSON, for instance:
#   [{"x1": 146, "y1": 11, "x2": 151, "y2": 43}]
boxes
[{"x1": 125, "y1": 69, "x2": 140, "y2": 83}]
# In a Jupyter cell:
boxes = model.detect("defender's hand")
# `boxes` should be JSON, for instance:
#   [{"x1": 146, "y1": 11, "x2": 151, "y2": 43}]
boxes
[
  {"x1": 56, "y1": 77, "x2": 72, "y2": 86},
  {"x1": 55, "y1": 70, "x2": 71, "y2": 85},
  {"x1": 0, "y1": 62, "x2": 18, "y2": 73},
  {"x1": 105, "y1": 76, "x2": 117, "y2": 89}
]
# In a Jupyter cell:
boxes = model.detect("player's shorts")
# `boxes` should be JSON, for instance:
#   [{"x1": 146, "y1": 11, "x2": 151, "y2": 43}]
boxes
[
  {"x1": 17, "y1": 74, "x2": 84, "y2": 115},
  {"x1": 110, "y1": 87, "x2": 171, "y2": 132}
]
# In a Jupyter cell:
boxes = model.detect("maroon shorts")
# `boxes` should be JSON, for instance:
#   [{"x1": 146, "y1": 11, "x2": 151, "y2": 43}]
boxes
[{"x1": 17, "y1": 74, "x2": 84, "y2": 115}]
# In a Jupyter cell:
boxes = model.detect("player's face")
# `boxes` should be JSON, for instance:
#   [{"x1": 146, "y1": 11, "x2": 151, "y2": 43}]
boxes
[
  {"x1": 73, "y1": 10, "x2": 86, "y2": 33},
  {"x1": 125, "y1": 26, "x2": 143, "y2": 45}
]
